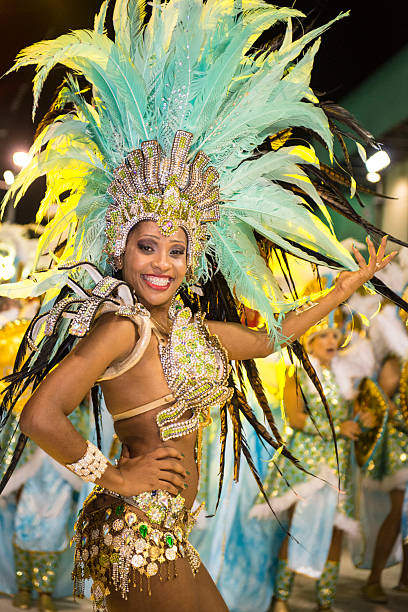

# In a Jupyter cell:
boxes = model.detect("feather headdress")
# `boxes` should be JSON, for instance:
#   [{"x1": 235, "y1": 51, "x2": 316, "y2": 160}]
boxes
[{"x1": 0, "y1": 0, "x2": 380, "y2": 341}]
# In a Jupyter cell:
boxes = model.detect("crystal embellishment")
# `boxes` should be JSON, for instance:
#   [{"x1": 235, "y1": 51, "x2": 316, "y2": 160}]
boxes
[
  {"x1": 105, "y1": 130, "x2": 220, "y2": 279},
  {"x1": 156, "y1": 307, "x2": 232, "y2": 442}
]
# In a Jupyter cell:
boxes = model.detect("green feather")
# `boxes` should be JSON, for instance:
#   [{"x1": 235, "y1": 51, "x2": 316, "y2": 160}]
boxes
[{"x1": 1, "y1": 1, "x2": 361, "y2": 339}]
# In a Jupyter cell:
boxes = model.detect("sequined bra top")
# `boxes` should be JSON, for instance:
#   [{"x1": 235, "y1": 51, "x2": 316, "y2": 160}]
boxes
[
  {"x1": 110, "y1": 305, "x2": 233, "y2": 442},
  {"x1": 33, "y1": 265, "x2": 233, "y2": 444}
]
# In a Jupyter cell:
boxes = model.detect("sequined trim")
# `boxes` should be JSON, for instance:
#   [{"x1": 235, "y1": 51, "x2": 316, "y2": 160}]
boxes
[
  {"x1": 66, "y1": 440, "x2": 109, "y2": 483},
  {"x1": 156, "y1": 306, "x2": 232, "y2": 441},
  {"x1": 105, "y1": 130, "x2": 220, "y2": 278},
  {"x1": 39, "y1": 265, "x2": 136, "y2": 341},
  {"x1": 399, "y1": 360, "x2": 408, "y2": 427},
  {"x1": 72, "y1": 489, "x2": 201, "y2": 611}
]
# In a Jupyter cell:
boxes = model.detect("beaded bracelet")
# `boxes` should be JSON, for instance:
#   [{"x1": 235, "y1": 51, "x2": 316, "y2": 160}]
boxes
[
  {"x1": 66, "y1": 440, "x2": 109, "y2": 483},
  {"x1": 294, "y1": 300, "x2": 317, "y2": 315}
]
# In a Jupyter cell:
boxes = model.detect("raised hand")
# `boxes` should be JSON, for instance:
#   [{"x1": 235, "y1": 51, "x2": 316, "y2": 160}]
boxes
[
  {"x1": 334, "y1": 236, "x2": 397, "y2": 299},
  {"x1": 358, "y1": 411, "x2": 376, "y2": 429},
  {"x1": 340, "y1": 420, "x2": 361, "y2": 441}
]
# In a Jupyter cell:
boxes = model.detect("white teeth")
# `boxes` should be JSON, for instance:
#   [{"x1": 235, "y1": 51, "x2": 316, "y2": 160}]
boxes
[{"x1": 143, "y1": 275, "x2": 171, "y2": 287}]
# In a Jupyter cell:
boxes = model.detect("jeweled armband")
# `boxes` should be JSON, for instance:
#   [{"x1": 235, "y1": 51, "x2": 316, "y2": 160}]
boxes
[
  {"x1": 66, "y1": 440, "x2": 109, "y2": 483},
  {"x1": 294, "y1": 300, "x2": 317, "y2": 315}
]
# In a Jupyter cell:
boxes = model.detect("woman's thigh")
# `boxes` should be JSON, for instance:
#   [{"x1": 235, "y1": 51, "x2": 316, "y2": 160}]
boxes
[
  {"x1": 106, "y1": 557, "x2": 228, "y2": 612},
  {"x1": 195, "y1": 562, "x2": 229, "y2": 612}
]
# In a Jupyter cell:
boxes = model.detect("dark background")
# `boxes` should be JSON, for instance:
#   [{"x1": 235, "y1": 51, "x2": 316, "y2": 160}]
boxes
[{"x1": 0, "y1": 1, "x2": 407, "y2": 222}]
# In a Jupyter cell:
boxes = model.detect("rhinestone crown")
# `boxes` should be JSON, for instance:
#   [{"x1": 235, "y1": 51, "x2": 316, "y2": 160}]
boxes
[{"x1": 105, "y1": 130, "x2": 220, "y2": 278}]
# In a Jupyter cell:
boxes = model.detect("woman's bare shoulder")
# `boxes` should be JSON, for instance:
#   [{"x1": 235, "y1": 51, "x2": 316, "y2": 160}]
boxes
[{"x1": 74, "y1": 311, "x2": 139, "y2": 364}]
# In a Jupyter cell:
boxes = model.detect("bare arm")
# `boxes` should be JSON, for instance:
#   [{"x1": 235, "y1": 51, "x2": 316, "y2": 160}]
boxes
[
  {"x1": 283, "y1": 370, "x2": 307, "y2": 430},
  {"x1": 207, "y1": 236, "x2": 396, "y2": 361},
  {"x1": 378, "y1": 356, "x2": 400, "y2": 401},
  {"x1": 19, "y1": 314, "x2": 186, "y2": 496}
]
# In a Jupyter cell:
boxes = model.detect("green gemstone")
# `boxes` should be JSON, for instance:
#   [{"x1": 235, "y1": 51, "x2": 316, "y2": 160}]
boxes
[
  {"x1": 166, "y1": 535, "x2": 174, "y2": 547},
  {"x1": 115, "y1": 504, "x2": 124, "y2": 516},
  {"x1": 139, "y1": 524, "x2": 148, "y2": 538}
]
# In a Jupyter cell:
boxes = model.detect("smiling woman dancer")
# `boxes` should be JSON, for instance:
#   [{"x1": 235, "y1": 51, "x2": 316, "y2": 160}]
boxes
[{"x1": 0, "y1": 2, "x2": 404, "y2": 612}]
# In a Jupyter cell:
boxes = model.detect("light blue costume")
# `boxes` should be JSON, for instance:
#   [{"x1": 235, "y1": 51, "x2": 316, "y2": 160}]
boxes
[
  {"x1": 251, "y1": 356, "x2": 360, "y2": 609},
  {"x1": 0, "y1": 401, "x2": 116, "y2": 601},
  {"x1": 0, "y1": 406, "x2": 89, "y2": 599}
]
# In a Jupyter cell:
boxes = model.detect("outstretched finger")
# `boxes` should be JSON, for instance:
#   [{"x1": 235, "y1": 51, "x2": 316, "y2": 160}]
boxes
[
  {"x1": 352, "y1": 244, "x2": 367, "y2": 268},
  {"x1": 376, "y1": 250, "x2": 397, "y2": 271},
  {"x1": 352, "y1": 245, "x2": 367, "y2": 268},
  {"x1": 366, "y1": 236, "x2": 377, "y2": 262},
  {"x1": 376, "y1": 235, "x2": 388, "y2": 261}
]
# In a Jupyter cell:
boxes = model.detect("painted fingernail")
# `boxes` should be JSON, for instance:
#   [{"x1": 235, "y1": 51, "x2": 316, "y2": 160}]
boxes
[
  {"x1": 184, "y1": 483, "x2": 188, "y2": 488},
  {"x1": 186, "y1": 470, "x2": 190, "y2": 475},
  {"x1": 181, "y1": 453, "x2": 185, "y2": 457}
]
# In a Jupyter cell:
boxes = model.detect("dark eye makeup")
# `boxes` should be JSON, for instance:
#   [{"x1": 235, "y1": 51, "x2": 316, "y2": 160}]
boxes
[
  {"x1": 170, "y1": 247, "x2": 186, "y2": 255},
  {"x1": 137, "y1": 241, "x2": 155, "y2": 252},
  {"x1": 137, "y1": 240, "x2": 185, "y2": 256}
]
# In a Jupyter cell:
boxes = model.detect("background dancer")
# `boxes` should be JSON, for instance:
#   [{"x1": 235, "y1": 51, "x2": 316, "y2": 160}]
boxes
[
  {"x1": 252, "y1": 316, "x2": 374, "y2": 611},
  {"x1": 357, "y1": 295, "x2": 408, "y2": 603},
  {"x1": 0, "y1": 299, "x2": 90, "y2": 612}
]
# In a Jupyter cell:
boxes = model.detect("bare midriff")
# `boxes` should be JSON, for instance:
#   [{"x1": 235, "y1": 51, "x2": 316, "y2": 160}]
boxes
[
  {"x1": 113, "y1": 406, "x2": 199, "y2": 509},
  {"x1": 100, "y1": 333, "x2": 201, "y2": 508}
]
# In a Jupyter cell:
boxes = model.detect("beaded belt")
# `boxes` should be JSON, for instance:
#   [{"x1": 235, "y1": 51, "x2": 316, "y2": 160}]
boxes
[{"x1": 72, "y1": 488, "x2": 202, "y2": 611}]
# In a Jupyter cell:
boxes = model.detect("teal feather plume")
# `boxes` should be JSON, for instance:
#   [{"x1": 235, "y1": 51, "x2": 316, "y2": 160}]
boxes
[
  {"x1": 1, "y1": 0, "x2": 373, "y2": 337},
  {"x1": 210, "y1": 220, "x2": 290, "y2": 345},
  {"x1": 113, "y1": 0, "x2": 146, "y2": 57},
  {"x1": 94, "y1": 0, "x2": 110, "y2": 34}
]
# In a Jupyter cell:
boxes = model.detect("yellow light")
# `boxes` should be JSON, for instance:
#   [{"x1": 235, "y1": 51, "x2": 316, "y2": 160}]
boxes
[
  {"x1": 366, "y1": 172, "x2": 381, "y2": 183},
  {"x1": 400, "y1": 453, "x2": 407, "y2": 462},
  {"x1": 13, "y1": 151, "x2": 31, "y2": 168},
  {"x1": 3, "y1": 170, "x2": 14, "y2": 186}
]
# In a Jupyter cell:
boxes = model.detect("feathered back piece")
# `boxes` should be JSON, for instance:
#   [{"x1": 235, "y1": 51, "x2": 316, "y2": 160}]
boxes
[{"x1": 1, "y1": 0, "x2": 374, "y2": 345}]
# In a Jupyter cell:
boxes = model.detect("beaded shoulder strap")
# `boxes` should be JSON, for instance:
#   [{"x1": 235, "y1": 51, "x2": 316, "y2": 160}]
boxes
[{"x1": 28, "y1": 262, "x2": 152, "y2": 380}]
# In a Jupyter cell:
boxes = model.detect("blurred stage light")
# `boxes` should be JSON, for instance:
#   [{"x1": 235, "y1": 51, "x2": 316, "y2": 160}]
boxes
[
  {"x1": 366, "y1": 171, "x2": 381, "y2": 183},
  {"x1": 3, "y1": 170, "x2": 14, "y2": 185},
  {"x1": 0, "y1": 258, "x2": 16, "y2": 281},
  {"x1": 366, "y1": 150, "x2": 390, "y2": 173},
  {"x1": 13, "y1": 151, "x2": 31, "y2": 168}
]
